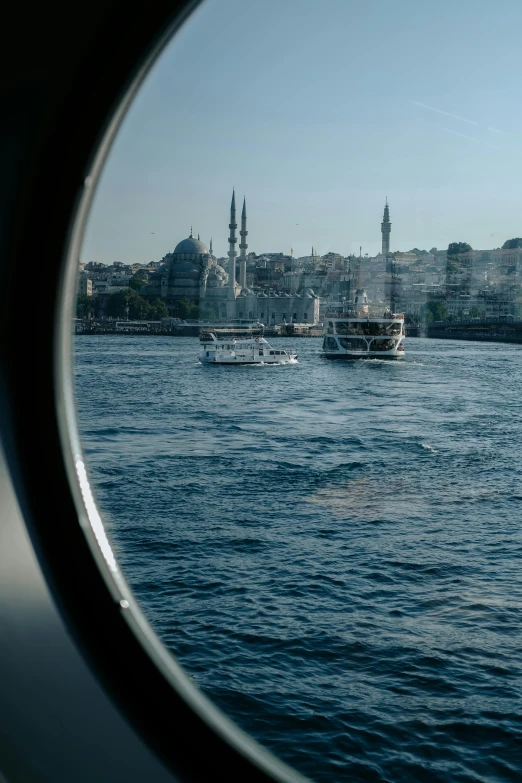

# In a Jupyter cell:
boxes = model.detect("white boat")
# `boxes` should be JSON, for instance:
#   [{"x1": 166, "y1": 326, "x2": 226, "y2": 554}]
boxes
[
  {"x1": 199, "y1": 331, "x2": 297, "y2": 365},
  {"x1": 322, "y1": 289, "x2": 405, "y2": 360}
]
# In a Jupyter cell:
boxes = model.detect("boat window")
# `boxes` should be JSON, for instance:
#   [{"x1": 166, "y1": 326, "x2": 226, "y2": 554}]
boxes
[
  {"x1": 370, "y1": 338, "x2": 395, "y2": 351},
  {"x1": 339, "y1": 337, "x2": 367, "y2": 351}
]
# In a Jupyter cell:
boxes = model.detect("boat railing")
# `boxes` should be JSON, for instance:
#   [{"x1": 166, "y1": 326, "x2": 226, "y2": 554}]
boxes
[{"x1": 325, "y1": 309, "x2": 404, "y2": 320}]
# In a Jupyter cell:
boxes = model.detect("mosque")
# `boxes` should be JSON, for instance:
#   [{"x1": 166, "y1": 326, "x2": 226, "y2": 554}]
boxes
[{"x1": 142, "y1": 191, "x2": 320, "y2": 324}]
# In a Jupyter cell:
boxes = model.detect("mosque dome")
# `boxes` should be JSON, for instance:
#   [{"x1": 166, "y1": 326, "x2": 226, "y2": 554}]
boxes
[
  {"x1": 206, "y1": 265, "x2": 228, "y2": 288},
  {"x1": 173, "y1": 236, "x2": 209, "y2": 256},
  {"x1": 210, "y1": 265, "x2": 227, "y2": 277}
]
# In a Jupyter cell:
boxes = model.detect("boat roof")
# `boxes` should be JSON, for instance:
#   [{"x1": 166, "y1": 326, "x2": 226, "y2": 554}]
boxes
[
  {"x1": 325, "y1": 315, "x2": 404, "y2": 321},
  {"x1": 200, "y1": 332, "x2": 269, "y2": 343}
]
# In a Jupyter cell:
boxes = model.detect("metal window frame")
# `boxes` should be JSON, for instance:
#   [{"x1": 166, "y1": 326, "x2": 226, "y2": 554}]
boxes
[{"x1": 0, "y1": 3, "x2": 310, "y2": 782}]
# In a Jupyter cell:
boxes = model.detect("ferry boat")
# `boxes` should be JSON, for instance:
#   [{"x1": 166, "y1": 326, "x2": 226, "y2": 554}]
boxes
[
  {"x1": 322, "y1": 289, "x2": 405, "y2": 360},
  {"x1": 199, "y1": 331, "x2": 298, "y2": 365}
]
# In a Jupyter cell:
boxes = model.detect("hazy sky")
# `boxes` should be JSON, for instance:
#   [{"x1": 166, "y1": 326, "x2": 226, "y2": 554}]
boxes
[{"x1": 83, "y1": 0, "x2": 522, "y2": 264}]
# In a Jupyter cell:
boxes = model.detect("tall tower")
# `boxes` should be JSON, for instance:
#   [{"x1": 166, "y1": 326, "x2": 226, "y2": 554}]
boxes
[
  {"x1": 209, "y1": 238, "x2": 213, "y2": 256},
  {"x1": 227, "y1": 190, "x2": 238, "y2": 319},
  {"x1": 239, "y1": 197, "x2": 248, "y2": 289},
  {"x1": 381, "y1": 199, "x2": 391, "y2": 257}
]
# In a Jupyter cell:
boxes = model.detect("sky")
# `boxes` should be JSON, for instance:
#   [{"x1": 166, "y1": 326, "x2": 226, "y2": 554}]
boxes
[{"x1": 83, "y1": 0, "x2": 522, "y2": 264}]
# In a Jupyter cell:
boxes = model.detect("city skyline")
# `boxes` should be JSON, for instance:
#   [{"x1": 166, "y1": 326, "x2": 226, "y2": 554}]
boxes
[
  {"x1": 83, "y1": 189, "x2": 520, "y2": 265},
  {"x1": 83, "y1": 0, "x2": 522, "y2": 265}
]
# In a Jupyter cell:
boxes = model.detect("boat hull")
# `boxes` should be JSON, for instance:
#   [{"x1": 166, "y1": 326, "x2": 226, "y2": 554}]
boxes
[
  {"x1": 323, "y1": 352, "x2": 404, "y2": 360},
  {"x1": 200, "y1": 357, "x2": 297, "y2": 365}
]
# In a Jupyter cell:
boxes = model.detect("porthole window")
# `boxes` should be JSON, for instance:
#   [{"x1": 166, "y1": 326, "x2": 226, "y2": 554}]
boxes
[{"x1": 66, "y1": 1, "x2": 522, "y2": 782}]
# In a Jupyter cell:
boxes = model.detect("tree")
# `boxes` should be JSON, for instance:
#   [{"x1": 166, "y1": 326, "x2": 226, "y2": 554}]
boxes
[
  {"x1": 76, "y1": 294, "x2": 95, "y2": 319},
  {"x1": 429, "y1": 247, "x2": 438, "y2": 254},
  {"x1": 421, "y1": 300, "x2": 447, "y2": 323},
  {"x1": 447, "y1": 242, "x2": 472, "y2": 256},
  {"x1": 437, "y1": 301, "x2": 447, "y2": 320},
  {"x1": 469, "y1": 306, "x2": 481, "y2": 318},
  {"x1": 199, "y1": 305, "x2": 218, "y2": 322},
  {"x1": 172, "y1": 297, "x2": 199, "y2": 319},
  {"x1": 147, "y1": 298, "x2": 168, "y2": 319},
  {"x1": 106, "y1": 288, "x2": 153, "y2": 319},
  {"x1": 502, "y1": 238, "x2": 522, "y2": 250},
  {"x1": 127, "y1": 291, "x2": 150, "y2": 320},
  {"x1": 106, "y1": 290, "x2": 131, "y2": 318},
  {"x1": 128, "y1": 276, "x2": 146, "y2": 291}
]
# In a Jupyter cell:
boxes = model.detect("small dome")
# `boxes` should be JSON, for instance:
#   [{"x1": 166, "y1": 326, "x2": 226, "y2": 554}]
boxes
[
  {"x1": 304, "y1": 287, "x2": 315, "y2": 296},
  {"x1": 173, "y1": 236, "x2": 209, "y2": 255},
  {"x1": 209, "y1": 265, "x2": 227, "y2": 277}
]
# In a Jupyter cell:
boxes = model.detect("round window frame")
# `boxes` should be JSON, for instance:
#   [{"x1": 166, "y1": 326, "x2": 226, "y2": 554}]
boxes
[{"x1": 2, "y1": 1, "x2": 312, "y2": 781}]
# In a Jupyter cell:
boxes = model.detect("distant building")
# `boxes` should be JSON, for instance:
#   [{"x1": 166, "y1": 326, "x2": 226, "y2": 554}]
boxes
[
  {"x1": 381, "y1": 200, "x2": 391, "y2": 256},
  {"x1": 77, "y1": 271, "x2": 92, "y2": 296},
  {"x1": 140, "y1": 191, "x2": 320, "y2": 323}
]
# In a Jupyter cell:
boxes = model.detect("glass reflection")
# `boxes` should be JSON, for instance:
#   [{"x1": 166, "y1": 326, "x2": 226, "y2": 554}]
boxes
[{"x1": 75, "y1": 1, "x2": 522, "y2": 781}]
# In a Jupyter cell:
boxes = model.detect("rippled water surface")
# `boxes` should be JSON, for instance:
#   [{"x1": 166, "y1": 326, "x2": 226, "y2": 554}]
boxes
[{"x1": 75, "y1": 336, "x2": 522, "y2": 782}]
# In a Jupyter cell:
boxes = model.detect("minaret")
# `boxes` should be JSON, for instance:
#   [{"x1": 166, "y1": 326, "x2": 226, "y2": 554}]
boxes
[
  {"x1": 381, "y1": 199, "x2": 391, "y2": 257},
  {"x1": 209, "y1": 238, "x2": 213, "y2": 257},
  {"x1": 227, "y1": 190, "x2": 238, "y2": 319},
  {"x1": 239, "y1": 197, "x2": 248, "y2": 289}
]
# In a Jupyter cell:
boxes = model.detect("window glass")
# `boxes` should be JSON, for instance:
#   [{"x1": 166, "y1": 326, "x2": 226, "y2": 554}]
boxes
[{"x1": 75, "y1": 1, "x2": 522, "y2": 781}]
